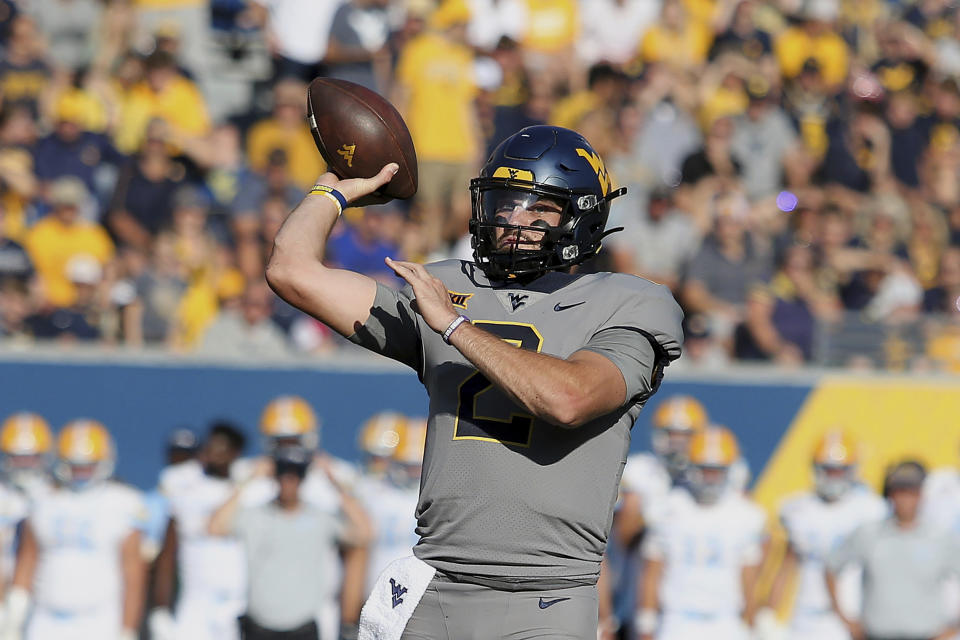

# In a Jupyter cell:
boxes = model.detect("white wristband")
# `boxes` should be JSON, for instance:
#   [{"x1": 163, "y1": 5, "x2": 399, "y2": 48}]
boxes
[
  {"x1": 634, "y1": 609, "x2": 658, "y2": 635},
  {"x1": 442, "y1": 315, "x2": 469, "y2": 344},
  {"x1": 5, "y1": 586, "x2": 30, "y2": 630}
]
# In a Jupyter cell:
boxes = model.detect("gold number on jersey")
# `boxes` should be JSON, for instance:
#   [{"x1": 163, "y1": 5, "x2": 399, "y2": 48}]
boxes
[{"x1": 453, "y1": 321, "x2": 543, "y2": 447}]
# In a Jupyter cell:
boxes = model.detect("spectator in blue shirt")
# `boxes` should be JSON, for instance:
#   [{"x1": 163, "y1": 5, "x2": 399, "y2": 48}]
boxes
[
  {"x1": 327, "y1": 202, "x2": 404, "y2": 284},
  {"x1": 33, "y1": 91, "x2": 126, "y2": 213}
]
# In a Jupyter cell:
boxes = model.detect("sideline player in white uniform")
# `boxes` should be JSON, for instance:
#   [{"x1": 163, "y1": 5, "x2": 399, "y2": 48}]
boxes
[
  {"x1": 356, "y1": 412, "x2": 406, "y2": 481},
  {"x1": 3, "y1": 420, "x2": 146, "y2": 640},
  {"x1": 760, "y1": 431, "x2": 888, "y2": 640},
  {"x1": 149, "y1": 422, "x2": 247, "y2": 640},
  {"x1": 619, "y1": 396, "x2": 708, "y2": 535},
  {"x1": 638, "y1": 427, "x2": 766, "y2": 640},
  {"x1": 356, "y1": 417, "x2": 424, "y2": 596},
  {"x1": 0, "y1": 414, "x2": 53, "y2": 590}
]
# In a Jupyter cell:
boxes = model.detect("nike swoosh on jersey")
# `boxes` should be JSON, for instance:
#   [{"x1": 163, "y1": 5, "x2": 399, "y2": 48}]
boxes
[
  {"x1": 553, "y1": 301, "x2": 587, "y2": 312},
  {"x1": 538, "y1": 597, "x2": 571, "y2": 609}
]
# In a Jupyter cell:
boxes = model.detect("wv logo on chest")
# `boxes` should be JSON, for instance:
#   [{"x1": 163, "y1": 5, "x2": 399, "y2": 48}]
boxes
[
  {"x1": 508, "y1": 293, "x2": 529, "y2": 311},
  {"x1": 390, "y1": 578, "x2": 408, "y2": 608},
  {"x1": 337, "y1": 143, "x2": 356, "y2": 168}
]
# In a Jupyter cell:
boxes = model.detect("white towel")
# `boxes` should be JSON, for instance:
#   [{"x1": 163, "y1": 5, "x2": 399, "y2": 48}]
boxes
[{"x1": 358, "y1": 555, "x2": 436, "y2": 640}]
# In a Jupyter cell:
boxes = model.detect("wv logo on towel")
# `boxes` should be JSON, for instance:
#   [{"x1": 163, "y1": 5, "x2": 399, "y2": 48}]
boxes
[{"x1": 390, "y1": 578, "x2": 408, "y2": 608}]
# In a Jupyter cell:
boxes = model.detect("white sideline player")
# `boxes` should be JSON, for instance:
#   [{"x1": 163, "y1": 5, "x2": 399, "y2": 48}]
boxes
[
  {"x1": 0, "y1": 413, "x2": 53, "y2": 590},
  {"x1": 619, "y1": 395, "x2": 708, "y2": 530},
  {"x1": 638, "y1": 426, "x2": 766, "y2": 640},
  {"x1": 760, "y1": 430, "x2": 887, "y2": 640},
  {"x1": 149, "y1": 422, "x2": 248, "y2": 640},
  {"x1": 355, "y1": 416, "x2": 424, "y2": 595},
  {"x1": 3, "y1": 420, "x2": 146, "y2": 640}
]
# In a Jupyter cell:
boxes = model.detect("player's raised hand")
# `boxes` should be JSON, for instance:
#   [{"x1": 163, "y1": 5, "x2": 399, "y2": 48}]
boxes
[
  {"x1": 313, "y1": 163, "x2": 399, "y2": 208},
  {"x1": 385, "y1": 257, "x2": 459, "y2": 334}
]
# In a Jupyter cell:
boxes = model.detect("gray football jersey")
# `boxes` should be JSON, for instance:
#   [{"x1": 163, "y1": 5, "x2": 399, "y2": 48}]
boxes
[{"x1": 350, "y1": 260, "x2": 683, "y2": 583}]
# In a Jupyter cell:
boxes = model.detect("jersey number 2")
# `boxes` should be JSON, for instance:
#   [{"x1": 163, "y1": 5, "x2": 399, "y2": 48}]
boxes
[{"x1": 453, "y1": 321, "x2": 543, "y2": 447}]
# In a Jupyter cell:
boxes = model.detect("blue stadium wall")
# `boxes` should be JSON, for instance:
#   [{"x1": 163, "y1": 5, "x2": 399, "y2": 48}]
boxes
[{"x1": 2, "y1": 357, "x2": 958, "y2": 515}]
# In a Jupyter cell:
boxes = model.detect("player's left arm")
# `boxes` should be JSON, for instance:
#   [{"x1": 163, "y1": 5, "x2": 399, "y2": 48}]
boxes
[
  {"x1": 120, "y1": 528, "x2": 147, "y2": 637},
  {"x1": 386, "y1": 260, "x2": 679, "y2": 428}
]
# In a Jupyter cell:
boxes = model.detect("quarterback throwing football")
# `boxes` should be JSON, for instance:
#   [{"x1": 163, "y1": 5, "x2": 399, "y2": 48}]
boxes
[{"x1": 266, "y1": 125, "x2": 683, "y2": 639}]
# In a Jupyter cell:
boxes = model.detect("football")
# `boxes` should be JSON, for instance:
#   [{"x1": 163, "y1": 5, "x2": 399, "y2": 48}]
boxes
[{"x1": 307, "y1": 77, "x2": 418, "y2": 201}]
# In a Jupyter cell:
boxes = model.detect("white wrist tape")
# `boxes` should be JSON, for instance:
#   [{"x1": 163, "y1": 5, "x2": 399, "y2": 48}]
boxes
[
  {"x1": 5, "y1": 586, "x2": 30, "y2": 630},
  {"x1": 634, "y1": 609, "x2": 658, "y2": 635}
]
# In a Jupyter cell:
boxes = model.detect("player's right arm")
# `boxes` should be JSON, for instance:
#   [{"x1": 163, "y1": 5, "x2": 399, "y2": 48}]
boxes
[{"x1": 265, "y1": 165, "x2": 399, "y2": 337}]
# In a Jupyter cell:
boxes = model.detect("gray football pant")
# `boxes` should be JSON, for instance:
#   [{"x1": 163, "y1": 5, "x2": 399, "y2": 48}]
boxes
[{"x1": 400, "y1": 578, "x2": 598, "y2": 639}]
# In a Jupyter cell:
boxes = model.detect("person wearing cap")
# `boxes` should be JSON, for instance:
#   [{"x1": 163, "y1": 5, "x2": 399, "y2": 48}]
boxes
[
  {"x1": 23, "y1": 176, "x2": 114, "y2": 309},
  {"x1": 681, "y1": 190, "x2": 772, "y2": 338},
  {"x1": 826, "y1": 460, "x2": 960, "y2": 640},
  {"x1": 393, "y1": 0, "x2": 478, "y2": 257},
  {"x1": 23, "y1": 253, "x2": 104, "y2": 341},
  {"x1": 33, "y1": 90, "x2": 124, "y2": 208},
  {"x1": 608, "y1": 184, "x2": 700, "y2": 292},
  {"x1": 139, "y1": 428, "x2": 202, "y2": 564},
  {"x1": 245, "y1": 79, "x2": 327, "y2": 191},
  {"x1": 774, "y1": 0, "x2": 849, "y2": 89},
  {"x1": 730, "y1": 75, "x2": 800, "y2": 201},
  {"x1": 208, "y1": 447, "x2": 371, "y2": 640},
  {"x1": 115, "y1": 50, "x2": 211, "y2": 155}
]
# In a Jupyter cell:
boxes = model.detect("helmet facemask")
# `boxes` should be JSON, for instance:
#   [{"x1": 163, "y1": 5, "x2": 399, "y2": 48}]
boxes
[
  {"x1": 469, "y1": 178, "x2": 623, "y2": 281},
  {"x1": 815, "y1": 463, "x2": 855, "y2": 501},
  {"x1": 688, "y1": 464, "x2": 729, "y2": 504}
]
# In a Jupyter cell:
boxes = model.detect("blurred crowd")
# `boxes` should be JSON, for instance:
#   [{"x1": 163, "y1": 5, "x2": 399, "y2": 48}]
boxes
[
  {"x1": 3, "y1": 394, "x2": 960, "y2": 640},
  {"x1": 4, "y1": 0, "x2": 960, "y2": 370}
]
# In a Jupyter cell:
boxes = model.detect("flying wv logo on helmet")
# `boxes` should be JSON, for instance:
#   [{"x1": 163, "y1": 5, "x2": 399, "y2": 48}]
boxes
[
  {"x1": 574, "y1": 148, "x2": 611, "y2": 196},
  {"x1": 468, "y1": 125, "x2": 626, "y2": 281}
]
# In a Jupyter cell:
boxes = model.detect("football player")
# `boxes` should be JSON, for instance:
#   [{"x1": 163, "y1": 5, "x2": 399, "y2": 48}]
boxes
[
  {"x1": 0, "y1": 413, "x2": 53, "y2": 589},
  {"x1": 266, "y1": 124, "x2": 683, "y2": 637},
  {"x1": 0, "y1": 413, "x2": 53, "y2": 500},
  {"x1": 357, "y1": 412, "x2": 405, "y2": 479},
  {"x1": 637, "y1": 427, "x2": 766, "y2": 640},
  {"x1": 356, "y1": 417, "x2": 425, "y2": 596},
  {"x1": 760, "y1": 430, "x2": 886, "y2": 640},
  {"x1": 4, "y1": 420, "x2": 146, "y2": 640},
  {"x1": 149, "y1": 422, "x2": 247, "y2": 640},
  {"x1": 605, "y1": 396, "x2": 707, "y2": 639}
]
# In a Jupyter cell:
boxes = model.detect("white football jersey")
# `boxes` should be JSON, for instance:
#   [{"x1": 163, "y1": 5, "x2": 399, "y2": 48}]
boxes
[
  {"x1": 354, "y1": 474, "x2": 420, "y2": 594},
  {"x1": 779, "y1": 487, "x2": 887, "y2": 618},
  {"x1": 621, "y1": 452, "x2": 672, "y2": 523},
  {"x1": 644, "y1": 488, "x2": 766, "y2": 616},
  {"x1": 165, "y1": 467, "x2": 246, "y2": 601},
  {"x1": 29, "y1": 482, "x2": 145, "y2": 614},
  {"x1": 922, "y1": 467, "x2": 960, "y2": 533},
  {"x1": 0, "y1": 482, "x2": 28, "y2": 585}
]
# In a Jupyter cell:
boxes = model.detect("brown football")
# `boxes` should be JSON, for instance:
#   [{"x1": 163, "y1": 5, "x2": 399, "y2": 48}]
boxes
[{"x1": 307, "y1": 77, "x2": 418, "y2": 200}]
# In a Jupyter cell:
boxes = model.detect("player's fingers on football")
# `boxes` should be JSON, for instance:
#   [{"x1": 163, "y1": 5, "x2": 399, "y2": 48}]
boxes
[{"x1": 359, "y1": 163, "x2": 399, "y2": 193}]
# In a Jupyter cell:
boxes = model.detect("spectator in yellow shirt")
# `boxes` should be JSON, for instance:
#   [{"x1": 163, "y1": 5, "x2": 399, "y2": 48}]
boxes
[
  {"x1": 394, "y1": 0, "x2": 479, "y2": 256},
  {"x1": 115, "y1": 50, "x2": 211, "y2": 153},
  {"x1": 775, "y1": 1, "x2": 850, "y2": 89},
  {"x1": 245, "y1": 79, "x2": 326, "y2": 191},
  {"x1": 639, "y1": 0, "x2": 714, "y2": 70},
  {"x1": 24, "y1": 177, "x2": 115, "y2": 309}
]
